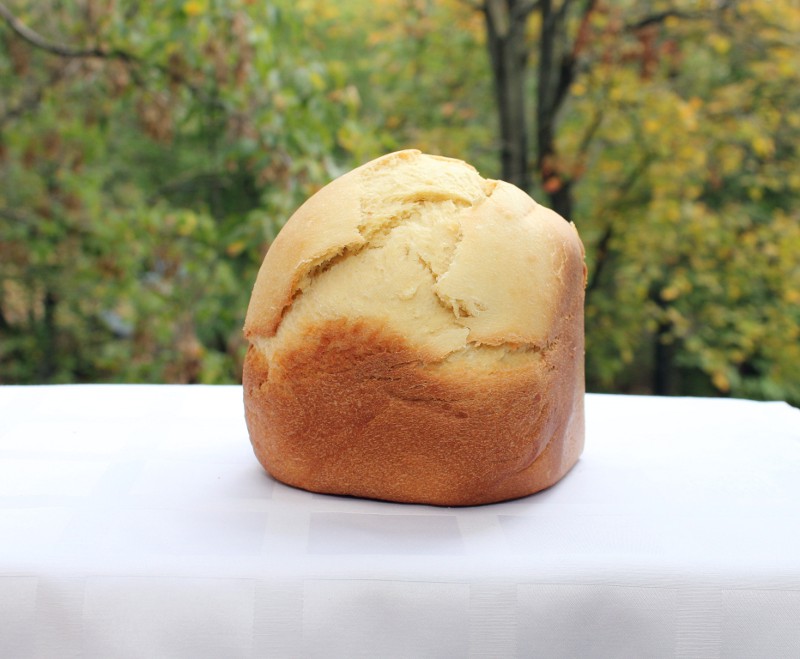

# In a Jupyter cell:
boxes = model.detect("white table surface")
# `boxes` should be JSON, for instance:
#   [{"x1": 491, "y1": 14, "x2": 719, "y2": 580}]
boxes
[{"x1": 1, "y1": 385, "x2": 798, "y2": 658}]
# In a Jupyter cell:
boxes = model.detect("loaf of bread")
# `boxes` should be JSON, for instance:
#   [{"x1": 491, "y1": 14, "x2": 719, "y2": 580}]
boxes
[{"x1": 243, "y1": 150, "x2": 586, "y2": 505}]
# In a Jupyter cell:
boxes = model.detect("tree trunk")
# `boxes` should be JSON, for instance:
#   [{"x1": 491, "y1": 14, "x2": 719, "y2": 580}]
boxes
[
  {"x1": 482, "y1": 0, "x2": 594, "y2": 218},
  {"x1": 652, "y1": 290, "x2": 674, "y2": 396},
  {"x1": 39, "y1": 288, "x2": 57, "y2": 380},
  {"x1": 654, "y1": 320, "x2": 674, "y2": 396},
  {"x1": 483, "y1": 0, "x2": 532, "y2": 192},
  {"x1": 547, "y1": 178, "x2": 574, "y2": 221},
  {"x1": 536, "y1": 0, "x2": 580, "y2": 220}
]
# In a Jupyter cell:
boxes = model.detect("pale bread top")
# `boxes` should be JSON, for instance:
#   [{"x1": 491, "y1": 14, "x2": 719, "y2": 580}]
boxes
[{"x1": 244, "y1": 149, "x2": 585, "y2": 365}]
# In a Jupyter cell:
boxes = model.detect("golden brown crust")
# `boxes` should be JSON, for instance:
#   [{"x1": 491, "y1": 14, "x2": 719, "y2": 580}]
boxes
[
  {"x1": 243, "y1": 316, "x2": 584, "y2": 506},
  {"x1": 242, "y1": 150, "x2": 586, "y2": 506}
]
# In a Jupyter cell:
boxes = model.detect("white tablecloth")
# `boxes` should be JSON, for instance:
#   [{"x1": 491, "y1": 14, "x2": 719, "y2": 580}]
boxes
[{"x1": 1, "y1": 385, "x2": 798, "y2": 658}]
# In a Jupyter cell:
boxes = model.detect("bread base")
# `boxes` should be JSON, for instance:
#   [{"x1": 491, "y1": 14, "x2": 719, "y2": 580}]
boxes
[{"x1": 243, "y1": 319, "x2": 584, "y2": 506}]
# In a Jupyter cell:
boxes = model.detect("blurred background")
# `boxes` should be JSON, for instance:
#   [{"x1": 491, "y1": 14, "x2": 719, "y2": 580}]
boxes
[{"x1": 1, "y1": 0, "x2": 798, "y2": 404}]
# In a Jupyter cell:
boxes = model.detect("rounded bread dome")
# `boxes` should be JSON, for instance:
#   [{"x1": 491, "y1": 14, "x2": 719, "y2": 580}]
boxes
[{"x1": 243, "y1": 149, "x2": 586, "y2": 505}]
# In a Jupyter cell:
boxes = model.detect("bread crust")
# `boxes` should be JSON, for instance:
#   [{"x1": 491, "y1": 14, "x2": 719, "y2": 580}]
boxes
[
  {"x1": 243, "y1": 317, "x2": 584, "y2": 506},
  {"x1": 242, "y1": 150, "x2": 586, "y2": 506}
]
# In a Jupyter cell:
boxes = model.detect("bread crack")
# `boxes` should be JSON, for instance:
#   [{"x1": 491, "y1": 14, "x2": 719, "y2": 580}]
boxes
[
  {"x1": 416, "y1": 253, "x2": 466, "y2": 321},
  {"x1": 267, "y1": 153, "x2": 494, "y2": 349},
  {"x1": 300, "y1": 192, "x2": 472, "y2": 296},
  {"x1": 437, "y1": 336, "x2": 560, "y2": 368}
]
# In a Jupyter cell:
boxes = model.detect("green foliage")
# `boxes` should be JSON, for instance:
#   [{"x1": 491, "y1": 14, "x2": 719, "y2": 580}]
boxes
[
  {"x1": 560, "y1": 0, "x2": 800, "y2": 404},
  {"x1": 1, "y1": 0, "x2": 798, "y2": 406},
  {"x1": 1, "y1": 0, "x2": 360, "y2": 383}
]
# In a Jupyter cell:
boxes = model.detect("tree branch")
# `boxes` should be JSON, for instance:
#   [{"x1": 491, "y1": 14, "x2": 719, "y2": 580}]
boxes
[
  {"x1": 586, "y1": 224, "x2": 613, "y2": 294},
  {"x1": 551, "y1": 0, "x2": 597, "y2": 115},
  {"x1": 575, "y1": 106, "x2": 604, "y2": 163},
  {"x1": 513, "y1": 0, "x2": 541, "y2": 21},
  {"x1": 485, "y1": 0, "x2": 511, "y2": 38},
  {"x1": 0, "y1": 1, "x2": 135, "y2": 61},
  {"x1": 625, "y1": 9, "x2": 691, "y2": 31},
  {"x1": 0, "y1": 60, "x2": 79, "y2": 127},
  {"x1": 586, "y1": 152, "x2": 653, "y2": 294},
  {"x1": 0, "y1": 2, "x2": 219, "y2": 113},
  {"x1": 624, "y1": 1, "x2": 734, "y2": 32}
]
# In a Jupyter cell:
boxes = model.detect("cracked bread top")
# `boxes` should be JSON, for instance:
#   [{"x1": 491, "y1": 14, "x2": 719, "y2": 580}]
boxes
[{"x1": 243, "y1": 149, "x2": 586, "y2": 367}]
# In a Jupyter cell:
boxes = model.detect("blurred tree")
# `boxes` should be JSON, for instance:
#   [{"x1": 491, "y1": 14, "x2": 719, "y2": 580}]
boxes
[
  {"x1": 1, "y1": 0, "x2": 798, "y2": 406},
  {"x1": 0, "y1": 0, "x2": 359, "y2": 383},
  {"x1": 296, "y1": 0, "x2": 496, "y2": 172},
  {"x1": 482, "y1": 0, "x2": 534, "y2": 192},
  {"x1": 298, "y1": 0, "x2": 800, "y2": 404},
  {"x1": 475, "y1": 0, "x2": 800, "y2": 402}
]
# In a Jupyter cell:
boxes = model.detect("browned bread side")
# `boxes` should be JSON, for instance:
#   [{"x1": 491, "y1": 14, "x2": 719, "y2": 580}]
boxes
[{"x1": 243, "y1": 150, "x2": 586, "y2": 505}]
